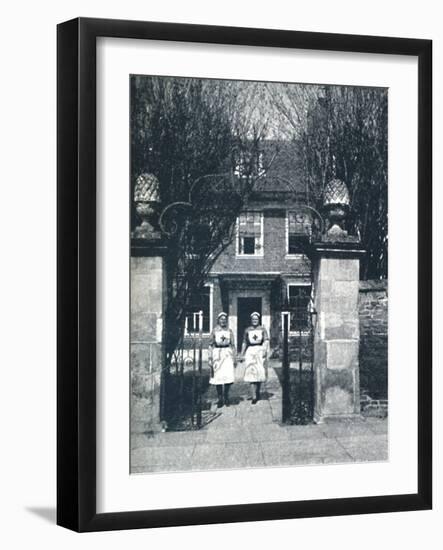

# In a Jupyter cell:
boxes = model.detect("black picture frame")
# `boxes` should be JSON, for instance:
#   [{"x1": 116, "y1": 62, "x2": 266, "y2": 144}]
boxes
[{"x1": 57, "y1": 17, "x2": 432, "y2": 532}]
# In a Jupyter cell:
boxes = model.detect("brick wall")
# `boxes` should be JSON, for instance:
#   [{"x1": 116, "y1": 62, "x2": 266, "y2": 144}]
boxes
[
  {"x1": 359, "y1": 279, "x2": 388, "y2": 399},
  {"x1": 210, "y1": 208, "x2": 311, "y2": 276}
]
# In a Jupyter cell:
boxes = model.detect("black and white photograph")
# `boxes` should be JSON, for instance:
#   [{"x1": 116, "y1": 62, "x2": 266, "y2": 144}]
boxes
[
  {"x1": 0, "y1": 0, "x2": 435, "y2": 543},
  {"x1": 129, "y1": 75, "x2": 389, "y2": 474}
]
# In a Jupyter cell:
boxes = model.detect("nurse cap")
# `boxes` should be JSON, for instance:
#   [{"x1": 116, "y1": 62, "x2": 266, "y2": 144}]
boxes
[
  {"x1": 217, "y1": 311, "x2": 228, "y2": 320},
  {"x1": 250, "y1": 312, "x2": 261, "y2": 319}
]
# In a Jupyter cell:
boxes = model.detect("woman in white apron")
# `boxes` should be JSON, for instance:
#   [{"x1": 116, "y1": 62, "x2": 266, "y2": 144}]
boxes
[
  {"x1": 208, "y1": 312, "x2": 237, "y2": 408},
  {"x1": 240, "y1": 312, "x2": 269, "y2": 404}
]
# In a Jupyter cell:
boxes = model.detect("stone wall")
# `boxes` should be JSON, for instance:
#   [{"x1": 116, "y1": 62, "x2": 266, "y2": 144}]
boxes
[
  {"x1": 131, "y1": 255, "x2": 165, "y2": 434},
  {"x1": 313, "y1": 255, "x2": 361, "y2": 421},
  {"x1": 358, "y1": 279, "x2": 388, "y2": 399}
]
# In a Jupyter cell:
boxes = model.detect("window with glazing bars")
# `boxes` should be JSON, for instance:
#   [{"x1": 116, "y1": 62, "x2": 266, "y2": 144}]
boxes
[
  {"x1": 238, "y1": 212, "x2": 263, "y2": 255},
  {"x1": 287, "y1": 211, "x2": 312, "y2": 255}
]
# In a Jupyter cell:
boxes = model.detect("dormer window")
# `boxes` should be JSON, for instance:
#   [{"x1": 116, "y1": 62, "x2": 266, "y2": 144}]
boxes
[
  {"x1": 237, "y1": 211, "x2": 263, "y2": 256},
  {"x1": 234, "y1": 150, "x2": 266, "y2": 179},
  {"x1": 257, "y1": 151, "x2": 266, "y2": 177}
]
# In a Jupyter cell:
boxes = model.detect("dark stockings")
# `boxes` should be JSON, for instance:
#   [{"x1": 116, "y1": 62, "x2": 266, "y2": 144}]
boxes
[
  {"x1": 216, "y1": 383, "x2": 232, "y2": 407},
  {"x1": 224, "y1": 383, "x2": 232, "y2": 406},
  {"x1": 251, "y1": 382, "x2": 261, "y2": 404},
  {"x1": 216, "y1": 385, "x2": 223, "y2": 407}
]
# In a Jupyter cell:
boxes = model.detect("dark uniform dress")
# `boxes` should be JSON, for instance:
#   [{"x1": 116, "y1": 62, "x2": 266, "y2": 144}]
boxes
[
  {"x1": 242, "y1": 325, "x2": 269, "y2": 383},
  {"x1": 208, "y1": 326, "x2": 236, "y2": 385}
]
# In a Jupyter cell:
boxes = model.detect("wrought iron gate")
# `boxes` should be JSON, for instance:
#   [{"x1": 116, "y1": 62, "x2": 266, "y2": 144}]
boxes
[
  {"x1": 162, "y1": 311, "x2": 205, "y2": 431},
  {"x1": 281, "y1": 291, "x2": 316, "y2": 425}
]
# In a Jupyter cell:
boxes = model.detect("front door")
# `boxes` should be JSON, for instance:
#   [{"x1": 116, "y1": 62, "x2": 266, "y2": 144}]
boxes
[{"x1": 237, "y1": 297, "x2": 262, "y2": 352}]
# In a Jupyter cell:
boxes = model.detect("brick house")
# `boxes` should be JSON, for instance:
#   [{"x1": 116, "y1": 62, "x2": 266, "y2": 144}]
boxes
[{"x1": 185, "y1": 142, "x2": 316, "y2": 356}]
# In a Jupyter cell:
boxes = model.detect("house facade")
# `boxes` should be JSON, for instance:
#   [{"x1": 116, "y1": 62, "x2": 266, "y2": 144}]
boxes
[{"x1": 185, "y1": 145, "x2": 316, "y2": 356}]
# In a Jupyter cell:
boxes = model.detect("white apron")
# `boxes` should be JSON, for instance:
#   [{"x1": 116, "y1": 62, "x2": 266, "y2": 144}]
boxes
[
  {"x1": 209, "y1": 329, "x2": 235, "y2": 385},
  {"x1": 243, "y1": 327, "x2": 268, "y2": 383}
]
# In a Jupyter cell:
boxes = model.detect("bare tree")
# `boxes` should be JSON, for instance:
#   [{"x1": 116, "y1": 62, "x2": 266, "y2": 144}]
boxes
[
  {"x1": 131, "y1": 76, "x2": 274, "y2": 358},
  {"x1": 267, "y1": 83, "x2": 388, "y2": 279}
]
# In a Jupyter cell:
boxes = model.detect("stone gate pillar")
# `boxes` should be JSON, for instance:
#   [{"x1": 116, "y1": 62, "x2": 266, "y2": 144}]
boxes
[
  {"x1": 130, "y1": 174, "x2": 167, "y2": 434},
  {"x1": 312, "y1": 179, "x2": 365, "y2": 423}
]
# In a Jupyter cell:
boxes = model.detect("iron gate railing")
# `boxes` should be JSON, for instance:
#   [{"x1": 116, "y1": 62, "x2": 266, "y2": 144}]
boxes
[
  {"x1": 162, "y1": 311, "x2": 205, "y2": 431},
  {"x1": 281, "y1": 297, "x2": 317, "y2": 425}
]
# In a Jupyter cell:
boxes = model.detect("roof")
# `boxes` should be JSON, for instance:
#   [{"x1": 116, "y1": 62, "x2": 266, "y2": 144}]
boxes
[{"x1": 251, "y1": 140, "x2": 308, "y2": 198}]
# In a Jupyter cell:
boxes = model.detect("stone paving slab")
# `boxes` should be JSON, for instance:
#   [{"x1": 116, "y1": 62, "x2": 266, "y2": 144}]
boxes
[
  {"x1": 131, "y1": 445, "x2": 195, "y2": 470},
  {"x1": 364, "y1": 418, "x2": 389, "y2": 434},
  {"x1": 335, "y1": 434, "x2": 389, "y2": 462},
  {"x1": 322, "y1": 454, "x2": 357, "y2": 465},
  {"x1": 130, "y1": 362, "x2": 388, "y2": 474},
  {"x1": 204, "y1": 427, "x2": 252, "y2": 443},
  {"x1": 238, "y1": 406, "x2": 277, "y2": 426},
  {"x1": 319, "y1": 421, "x2": 376, "y2": 438},
  {"x1": 249, "y1": 424, "x2": 292, "y2": 443},
  {"x1": 190, "y1": 442, "x2": 265, "y2": 471},
  {"x1": 284, "y1": 425, "x2": 328, "y2": 440},
  {"x1": 266, "y1": 400, "x2": 283, "y2": 421},
  {"x1": 260, "y1": 439, "x2": 351, "y2": 467},
  {"x1": 131, "y1": 425, "x2": 389, "y2": 473},
  {"x1": 131, "y1": 462, "x2": 193, "y2": 474},
  {"x1": 131, "y1": 430, "x2": 208, "y2": 449}
]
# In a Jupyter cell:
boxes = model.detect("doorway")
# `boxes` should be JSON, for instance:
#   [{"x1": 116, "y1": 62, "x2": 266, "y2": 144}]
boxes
[{"x1": 237, "y1": 297, "x2": 262, "y2": 351}]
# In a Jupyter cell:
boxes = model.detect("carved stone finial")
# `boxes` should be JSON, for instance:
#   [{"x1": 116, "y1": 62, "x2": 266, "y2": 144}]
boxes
[
  {"x1": 132, "y1": 173, "x2": 161, "y2": 240},
  {"x1": 323, "y1": 178, "x2": 351, "y2": 241}
]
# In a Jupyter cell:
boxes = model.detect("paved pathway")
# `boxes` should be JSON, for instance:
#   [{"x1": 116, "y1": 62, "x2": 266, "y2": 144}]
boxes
[{"x1": 131, "y1": 361, "x2": 388, "y2": 473}]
